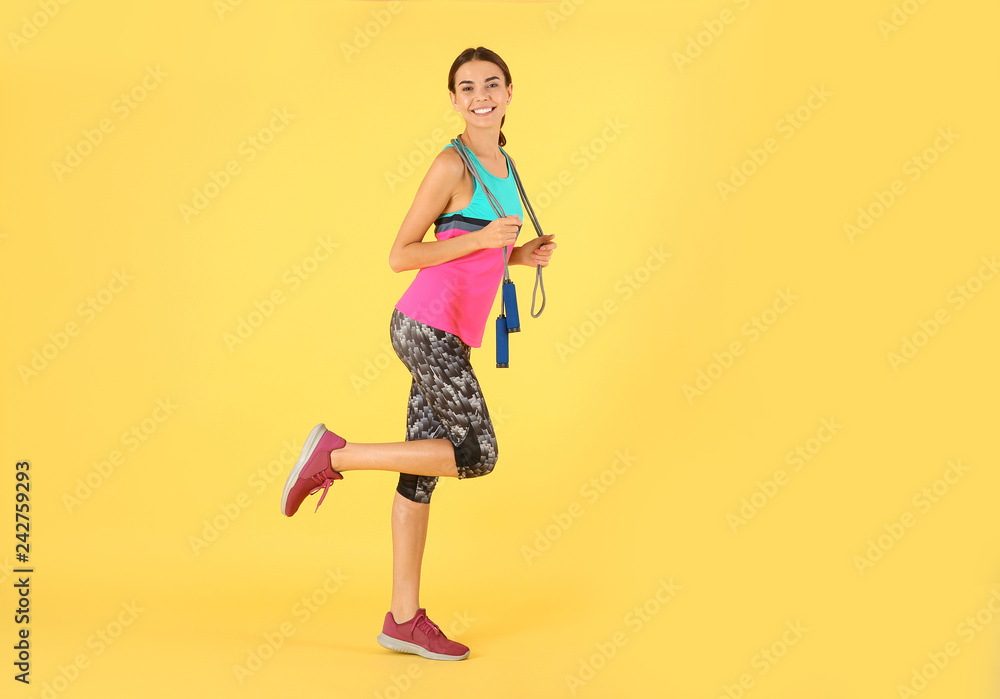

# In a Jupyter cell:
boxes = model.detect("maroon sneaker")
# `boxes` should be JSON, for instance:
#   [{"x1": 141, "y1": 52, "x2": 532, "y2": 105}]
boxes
[
  {"x1": 280, "y1": 423, "x2": 346, "y2": 517},
  {"x1": 377, "y1": 609, "x2": 470, "y2": 661}
]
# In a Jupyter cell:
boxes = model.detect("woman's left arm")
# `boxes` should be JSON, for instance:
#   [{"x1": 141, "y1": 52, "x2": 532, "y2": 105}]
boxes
[{"x1": 511, "y1": 234, "x2": 557, "y2": 267}]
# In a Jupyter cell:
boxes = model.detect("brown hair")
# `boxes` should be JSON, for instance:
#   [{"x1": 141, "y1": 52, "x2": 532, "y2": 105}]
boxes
[{"x1": 448, "y1": 47, "x2": 512, "y2": 147}]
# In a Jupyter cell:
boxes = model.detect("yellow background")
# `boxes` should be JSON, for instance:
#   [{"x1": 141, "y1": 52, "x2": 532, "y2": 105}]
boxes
[{"x1": 2, "y1": 0, "x2": 998, "y2": 697}]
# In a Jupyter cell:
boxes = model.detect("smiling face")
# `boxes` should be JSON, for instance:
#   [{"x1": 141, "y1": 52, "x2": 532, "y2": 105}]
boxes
[{"x1": 451, "y1": 59, "x2": 512, "y2": 123}]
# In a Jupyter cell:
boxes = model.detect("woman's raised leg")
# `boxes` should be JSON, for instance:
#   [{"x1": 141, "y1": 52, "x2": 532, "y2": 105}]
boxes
[{"x1": 329, "y1": 439, "x2": 458, "y2": 477}]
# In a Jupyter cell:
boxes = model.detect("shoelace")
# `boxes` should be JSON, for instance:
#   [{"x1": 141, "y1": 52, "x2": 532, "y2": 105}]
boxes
[
  {"x1": 415, "y1": 613, "x2": 443, "y2": 638},
  {"x1": 309, "y1": 474, "x2": 336, "y2": 513}
]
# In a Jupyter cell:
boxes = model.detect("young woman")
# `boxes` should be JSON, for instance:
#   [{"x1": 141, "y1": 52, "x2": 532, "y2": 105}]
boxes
[{"x1": 280, "y1": 47, "x2": 556, "y2": 661}]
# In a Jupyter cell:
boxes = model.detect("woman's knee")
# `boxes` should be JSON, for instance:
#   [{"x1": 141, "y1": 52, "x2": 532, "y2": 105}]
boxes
[
  {"x1": 397, "y1": 473, "x2": 437, "y2": 504},
  {"x1": 453, "y1": 428, "x2": 498, "y2": 478}
]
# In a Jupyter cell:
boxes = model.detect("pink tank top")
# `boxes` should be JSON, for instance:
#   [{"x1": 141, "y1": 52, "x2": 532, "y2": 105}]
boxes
[{"x1": 394, "y1": 145, "x2": 523, "y2": 348}]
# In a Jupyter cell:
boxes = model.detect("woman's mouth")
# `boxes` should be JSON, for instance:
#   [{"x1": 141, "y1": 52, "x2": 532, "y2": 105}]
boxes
[{"x1": 472, "y1": 106, "x2": 496, "y2": 115}]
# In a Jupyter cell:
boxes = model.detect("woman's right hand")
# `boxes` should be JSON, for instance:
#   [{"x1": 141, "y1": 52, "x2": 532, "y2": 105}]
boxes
[{"x1": 475, "y1": 215, "x2": 521, "y2": 249}]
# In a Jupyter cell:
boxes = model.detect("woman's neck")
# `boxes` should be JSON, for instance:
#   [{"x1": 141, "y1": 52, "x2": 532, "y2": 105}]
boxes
[{"x1": 459, "y1": 129, "x2": 501, "y2": 162}]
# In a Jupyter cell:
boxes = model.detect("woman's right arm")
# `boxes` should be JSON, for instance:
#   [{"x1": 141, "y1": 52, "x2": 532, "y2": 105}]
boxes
[{"x1": 388, "y1": 149, "x2": 519, "y2": 273}]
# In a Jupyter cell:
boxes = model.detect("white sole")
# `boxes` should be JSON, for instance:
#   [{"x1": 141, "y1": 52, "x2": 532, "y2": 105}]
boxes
[
  {"x1": 376, "y1": 633, "x2": 469, "y2": 661},
  {"x1": 280, "y1": 423, "x2": 328, "y2": 516}
]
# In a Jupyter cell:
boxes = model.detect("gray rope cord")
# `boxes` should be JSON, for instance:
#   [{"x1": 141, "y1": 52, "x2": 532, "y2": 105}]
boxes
[{"x1": 450, "y1": 137, "x2": 547, "y2": 318}]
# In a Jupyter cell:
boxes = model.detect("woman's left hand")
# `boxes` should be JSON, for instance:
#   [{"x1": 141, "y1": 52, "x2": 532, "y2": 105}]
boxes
[{"x1": 521, "y1": 234, "x2": 557, "y2": 267}]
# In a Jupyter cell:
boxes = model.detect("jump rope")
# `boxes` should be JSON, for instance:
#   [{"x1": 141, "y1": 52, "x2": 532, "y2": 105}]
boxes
[{"x1": 449, "y1": 136, "x2": 547, "y2": 368}]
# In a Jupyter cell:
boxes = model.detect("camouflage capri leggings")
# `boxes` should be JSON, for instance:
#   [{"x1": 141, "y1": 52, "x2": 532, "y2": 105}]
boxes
[{"x1": 388, "y1": 308, "x2": 499, "y2": 504}]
